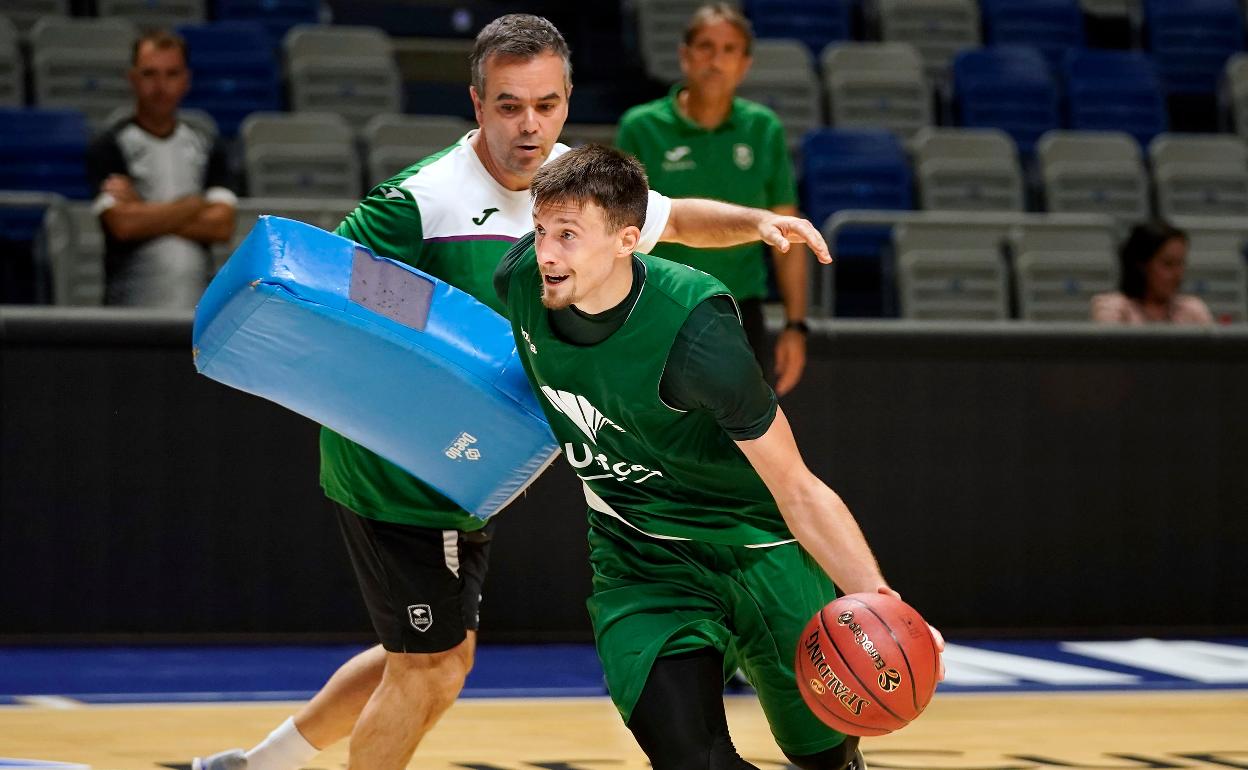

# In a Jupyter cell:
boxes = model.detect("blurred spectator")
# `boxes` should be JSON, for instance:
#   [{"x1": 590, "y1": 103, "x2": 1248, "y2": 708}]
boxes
[
  {"x1": 616, "y1": 3, "x2": 809, "y2": 395},
  {"x1": 87, "y1": 30, "x2": 236, "y2": 309},
  {"x1": 1091, "y1": 221, "x2": 1213, "y2": 325}
]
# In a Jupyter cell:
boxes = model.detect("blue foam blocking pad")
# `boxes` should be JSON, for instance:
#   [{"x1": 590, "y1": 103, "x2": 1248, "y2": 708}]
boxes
[{"x1": 192, "y1": 216, "x2": 558, "y2": 520}]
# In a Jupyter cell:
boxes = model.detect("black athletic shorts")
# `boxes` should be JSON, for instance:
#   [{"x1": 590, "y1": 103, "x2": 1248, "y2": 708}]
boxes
[{"x1": 334, "y1": 503, "x2": 495, "y2": 653}]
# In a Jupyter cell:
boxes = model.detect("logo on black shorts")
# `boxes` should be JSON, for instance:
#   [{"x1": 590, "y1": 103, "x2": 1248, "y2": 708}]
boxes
[{"x1": 407, "y1": 604, "x2": 433, "y2": 632}]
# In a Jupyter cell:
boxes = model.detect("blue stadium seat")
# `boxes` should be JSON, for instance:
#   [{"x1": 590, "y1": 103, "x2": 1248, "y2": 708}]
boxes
[
  {"x1": 953, "y1": 46, "x2": 1061, "y2": 157},
  {"x1": 179, "y1": 22, "x2": 283, "y2": 136},
  {"x1": 802, "y1": 129, "x2": 913, "y2": 226},
  {"x1": 1063, "y1": 49, "x2": 1168, "y2": 146},
  {"x1": 0, "y1": 108, "x2": 90, "y2": 199},
  {"x1": 1144, "y1": 0, "x2": 1246, "y2": 96},
  {"x1": 980, "y1": 0, "x2": 1085, "y2": 69},
  {"x1": 212, "y1": 0, "x2": 319, "y2": 46},
  {"x1": 745, "y1": 0, "x2": 853, "y2": 57},
  {"x1": 801, "y1": 129, "x2": 913, "y2": 317}
]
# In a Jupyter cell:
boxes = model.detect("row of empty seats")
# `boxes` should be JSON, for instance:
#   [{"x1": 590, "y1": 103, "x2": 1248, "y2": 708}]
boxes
[
  {"x1": 0, "y1": 16, "x2": 394, "y2": 133},
  {"x1": 8, "y1": 1, "x2": 1248, "y2": 144},
  {"x1": 1, "y1": 0, "x2": 321, "y2": 40},
  {"x1": 799, "y1": 126, "x2": 1248, "y2": 317},
  {"x1": 5, "y1": 101, "x2": 1246, "y2": 236},
  {"x1": 638, "y1": 0, "x2": 1247, "y2": 100},
  {"x1": 12, "y1": 188, "x2": 1245, "y2": 325},
  {"x1": 735, "y1": 39, "x2": 1248, "y2": 153},
  {"x1": 802, "y1": 127, "x2": 1248, "y2": 237},
  {"x1": 0, "y1": 108, "x2": 607, "y2": 201},
  {"x1": 817, "y1": 211, "x2": 1248, "y2": 322}
]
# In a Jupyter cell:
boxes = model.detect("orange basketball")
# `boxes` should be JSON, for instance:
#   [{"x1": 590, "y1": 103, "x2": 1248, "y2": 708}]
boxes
[{"x1": 794, "y1": 592, "x2": 939, "y2": 737}]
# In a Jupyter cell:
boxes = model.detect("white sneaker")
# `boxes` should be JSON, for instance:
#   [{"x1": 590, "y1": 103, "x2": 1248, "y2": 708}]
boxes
[{"x1": 192, "y1": 749, "x2": 248, "y2": 770}]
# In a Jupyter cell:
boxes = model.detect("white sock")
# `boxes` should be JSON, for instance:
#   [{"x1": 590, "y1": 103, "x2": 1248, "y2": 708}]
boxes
[{"x1": 244, "y1": 717, "x2": 320, "y2": 770}]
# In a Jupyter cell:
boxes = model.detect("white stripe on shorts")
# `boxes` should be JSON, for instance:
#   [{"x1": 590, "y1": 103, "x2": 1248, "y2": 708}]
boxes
[
  {"x1": 442, "y1": 529, "x2": 460, "y2": 577},
  {"x1": 582, "y1": 482, "x2": 794, "y2": 548}
]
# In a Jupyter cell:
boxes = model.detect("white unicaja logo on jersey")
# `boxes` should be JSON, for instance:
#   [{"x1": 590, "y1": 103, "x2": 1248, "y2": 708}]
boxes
[
  {"x1": 540, "y1": 386, "x2": 663, "y2": 485},
  {"x1": 541, "y1": 387, "x2": 626, "y2": 442}
]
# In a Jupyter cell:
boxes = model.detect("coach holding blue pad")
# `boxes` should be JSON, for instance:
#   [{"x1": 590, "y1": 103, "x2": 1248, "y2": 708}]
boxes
[{"x1": 192, "y1": 215, "x2": 559, "y2": 520}]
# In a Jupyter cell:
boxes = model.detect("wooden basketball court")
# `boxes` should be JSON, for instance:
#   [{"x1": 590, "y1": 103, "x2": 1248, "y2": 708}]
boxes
[{"x1": 2, "y1": 690, "x2": 1246, "y2": 770}]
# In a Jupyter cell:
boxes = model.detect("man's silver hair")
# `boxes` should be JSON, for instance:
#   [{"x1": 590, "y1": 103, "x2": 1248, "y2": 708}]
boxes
[{"x1": 470, "y1": 14, "x2": 572, "y2": 94}]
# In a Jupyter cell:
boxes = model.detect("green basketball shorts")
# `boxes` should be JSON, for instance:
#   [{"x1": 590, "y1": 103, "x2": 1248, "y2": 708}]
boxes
[{"x1": 586, "y1": 512, "x2": 849, "y2": 756}]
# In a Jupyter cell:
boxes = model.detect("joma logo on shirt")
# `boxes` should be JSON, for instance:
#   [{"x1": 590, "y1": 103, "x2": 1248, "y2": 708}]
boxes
[{"x1": 662, "y1": 145, "x2": 696, "y2": 172}]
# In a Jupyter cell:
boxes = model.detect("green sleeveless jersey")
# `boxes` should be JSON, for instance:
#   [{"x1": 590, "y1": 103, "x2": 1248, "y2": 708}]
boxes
[{"x1": 503, "y1": 240, "x2": 793, "y2": 546}]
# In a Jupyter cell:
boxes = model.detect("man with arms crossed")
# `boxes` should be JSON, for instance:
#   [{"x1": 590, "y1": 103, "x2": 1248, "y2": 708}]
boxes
[
  {"x1": 196, "y1": 14, "x2": 831, "y2": 770},
  {"x1": 494, "y1": 145, "x2": 944, "y2": 770},
  {"x1": 88, "y1": 29, "x2": 236, "y2": 307}
]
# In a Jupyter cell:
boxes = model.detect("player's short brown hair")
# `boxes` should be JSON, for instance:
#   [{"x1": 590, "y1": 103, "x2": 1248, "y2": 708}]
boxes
[
  {"x1": 530, "y1": 145, "x2": 649, "y2": 234},
  {"x1": 470, "y1": 14, "x2": 572, "y2": 94},
  {"x1": 131, "y1": 29, "x2": 188, "y2": 66},
  {"x1": 684, "y1": 3, "x2": 754, "y2": 55}
]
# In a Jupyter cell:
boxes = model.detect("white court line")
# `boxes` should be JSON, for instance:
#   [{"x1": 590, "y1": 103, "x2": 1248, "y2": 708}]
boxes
[{"x1": 14, "y1": 696, "x2": 85, "y2": 710}]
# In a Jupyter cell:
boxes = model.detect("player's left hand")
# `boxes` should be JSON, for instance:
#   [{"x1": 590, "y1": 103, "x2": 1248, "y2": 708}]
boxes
[
  {"x1": 759, "y1": 215, "x2": 831, "y2": 264},
  {"x1": 879, "y1": 586, "x2": 947, "y2": 682},
  {"x1": 773, "y1": 328, "x2": 806, "y2": 396}
]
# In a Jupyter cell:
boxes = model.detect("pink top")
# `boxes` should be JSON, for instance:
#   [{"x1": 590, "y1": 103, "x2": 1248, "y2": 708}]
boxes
[{"x1": 1090, "y1": 292, "x2": 1215, "y2": 325}]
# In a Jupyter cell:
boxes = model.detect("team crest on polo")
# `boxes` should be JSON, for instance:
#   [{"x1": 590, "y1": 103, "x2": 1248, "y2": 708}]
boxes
[
  {"x1": 407, "y1": 604, "x2": 433, "y2": 632},
  {"x1": 733, "y1": 143, "x2": 754, "y2": 170}
]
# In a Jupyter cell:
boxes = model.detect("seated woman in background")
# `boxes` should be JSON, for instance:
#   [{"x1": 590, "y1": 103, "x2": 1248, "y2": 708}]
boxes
[{"x1": 1091, "y1": 221, "x2": 1214, "y2": 325}]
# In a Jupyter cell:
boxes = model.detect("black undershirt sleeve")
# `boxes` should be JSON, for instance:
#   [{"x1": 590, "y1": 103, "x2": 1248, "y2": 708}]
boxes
[
  {"x1": 661, "y1": 296, "x2": 778, "y2": 441},
  {"x1": 537, "y1": 257, "x2": 777, "y2": 441}
]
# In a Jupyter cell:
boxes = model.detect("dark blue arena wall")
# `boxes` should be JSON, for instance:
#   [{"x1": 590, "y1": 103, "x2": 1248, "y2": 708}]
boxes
[{"x1": 1, "y1": 308, "x2": 1246, "y2": 641}]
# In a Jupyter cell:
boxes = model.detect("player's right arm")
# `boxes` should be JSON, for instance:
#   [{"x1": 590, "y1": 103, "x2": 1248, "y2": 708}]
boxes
[
  {"x1": 735, "y1": 409, "x2": 892, "y2": 597},
  {"x1": 334, "y1": 184, "x2": 426, "y2": 267},
  {"x1": 664, "y1": 299, "x2": 881, "y2": 592},
  {"x1": 747, "y1": 419, "x2": 949, "y2": 679},
  {"x1": 668, "y1": 297, "x2": 888, "y2": 594}
]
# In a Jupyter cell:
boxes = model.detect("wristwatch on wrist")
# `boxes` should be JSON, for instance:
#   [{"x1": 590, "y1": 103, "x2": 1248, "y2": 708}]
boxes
[{"x1": 784, "y1": 319, "x2": 810, "y2": 335}]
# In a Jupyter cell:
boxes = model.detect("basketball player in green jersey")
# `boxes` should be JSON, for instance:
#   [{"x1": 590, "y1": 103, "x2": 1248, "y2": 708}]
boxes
[
  {"x1": 495, "y1": 145, "x2": 945, "y2": 770},
  {"x1": 195, "y1": 15, "x2": 837, "y2": 770}
]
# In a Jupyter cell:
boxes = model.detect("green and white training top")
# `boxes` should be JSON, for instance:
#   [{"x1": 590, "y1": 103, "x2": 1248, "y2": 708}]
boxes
[
  {"x1": 499, "y1": 236, "x2": 795, "y2": 548},
  {"x1": 319, "y1": 132, "x2": 673, "y2": 530}
]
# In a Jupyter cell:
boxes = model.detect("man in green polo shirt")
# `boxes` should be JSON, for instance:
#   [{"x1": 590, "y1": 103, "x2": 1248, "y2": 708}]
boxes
[
  {"x1": 494, "y1": 144, "x2": 944, "y2": 770},
  {"x1": 616, "y1": 2, "x2": 809, "y2": 395}
]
